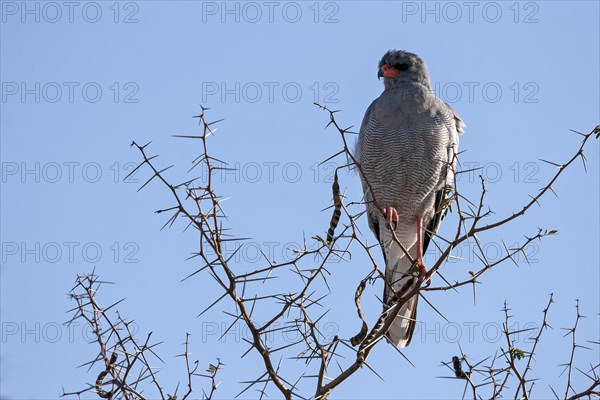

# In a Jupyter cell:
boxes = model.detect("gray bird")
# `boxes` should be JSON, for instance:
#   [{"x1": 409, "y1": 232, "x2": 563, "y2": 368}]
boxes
[{"x1": 356, "y1": 50, "x2": 463, "y2": 347}]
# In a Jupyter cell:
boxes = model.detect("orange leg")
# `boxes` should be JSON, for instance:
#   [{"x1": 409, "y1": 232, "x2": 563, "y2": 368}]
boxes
[{"x1": 416, "y1": 216, "x2": 431, "y2": 284}]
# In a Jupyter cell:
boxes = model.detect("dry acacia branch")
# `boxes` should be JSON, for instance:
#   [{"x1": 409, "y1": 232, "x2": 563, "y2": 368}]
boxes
[
  {"x1": 68, "y1": 102, "x2": 597, "y2": 400},
  {"x1": 445, "y1": 296, "x2": 599, "y2": 400},
  {"x1": 63, "y1": 272, "x2": 213, "y2": 400}
]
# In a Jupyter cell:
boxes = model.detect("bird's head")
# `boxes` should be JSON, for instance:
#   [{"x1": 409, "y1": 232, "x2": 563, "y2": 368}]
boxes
[{"x1": 377, "y1": 50, "x2": 432, "y2": 90}]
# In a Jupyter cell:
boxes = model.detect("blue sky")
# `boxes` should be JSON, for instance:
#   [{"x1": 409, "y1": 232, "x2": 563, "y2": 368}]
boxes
[{"x1": 1, "y1": 1, "x2": 599, "y2": 399}]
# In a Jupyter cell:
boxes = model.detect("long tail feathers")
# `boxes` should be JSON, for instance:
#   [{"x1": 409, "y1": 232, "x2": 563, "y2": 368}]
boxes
[
  {"x1": 386, "y1": 295, "x2": 418, "y2": 347},
  {"x1": 381, "y1": 225, "x2": 419, "y2": 348}
]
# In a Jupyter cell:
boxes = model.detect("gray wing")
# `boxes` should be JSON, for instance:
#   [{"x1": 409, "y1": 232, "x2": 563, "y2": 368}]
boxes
[
  {"x1": 422, "y1": 102, "x2": 464, "y2": 253},
  {"x1": 355, "y1": 100, "x2": 385, "y2": 254}
]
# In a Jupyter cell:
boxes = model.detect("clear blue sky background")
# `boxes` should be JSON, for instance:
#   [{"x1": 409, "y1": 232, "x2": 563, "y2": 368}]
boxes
[{"x1": 1, "y1": 1, "x2": 599, "y2": 399}]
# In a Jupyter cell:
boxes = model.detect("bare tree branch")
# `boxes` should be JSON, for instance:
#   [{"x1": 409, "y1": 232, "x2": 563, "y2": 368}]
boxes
[{"x1": 65, "y1": 105, "x2": 599, "y2": 400}]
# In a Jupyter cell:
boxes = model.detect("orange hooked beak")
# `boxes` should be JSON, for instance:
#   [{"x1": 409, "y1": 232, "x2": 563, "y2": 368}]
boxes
[{"x1": 378, "y1": 64, "x2": 401, "y2": 79}]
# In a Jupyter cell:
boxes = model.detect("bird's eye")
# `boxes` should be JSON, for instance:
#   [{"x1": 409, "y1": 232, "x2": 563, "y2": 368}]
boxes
[{"x1": 394, "y1": 63, "x2": 409, "y2": 71}]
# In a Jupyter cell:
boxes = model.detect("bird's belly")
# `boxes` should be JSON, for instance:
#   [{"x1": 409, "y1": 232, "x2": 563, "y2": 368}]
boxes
[{"x1": 360, "y1": 130, "x2": 446, "y2": 220}]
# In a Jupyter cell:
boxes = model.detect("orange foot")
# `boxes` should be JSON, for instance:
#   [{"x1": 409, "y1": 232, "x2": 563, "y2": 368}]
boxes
[
  {"x1": 416, "y1": 259, "x2": 431, "y2": 286},
  {"x1": 381, "y1": 207, "x2": 398, "y2": 226}
]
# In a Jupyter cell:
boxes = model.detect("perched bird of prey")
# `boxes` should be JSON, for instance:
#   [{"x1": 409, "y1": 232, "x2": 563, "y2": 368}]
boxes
[{"x1": 356, "y1": 50, "x2": 463, "y2": 347}]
